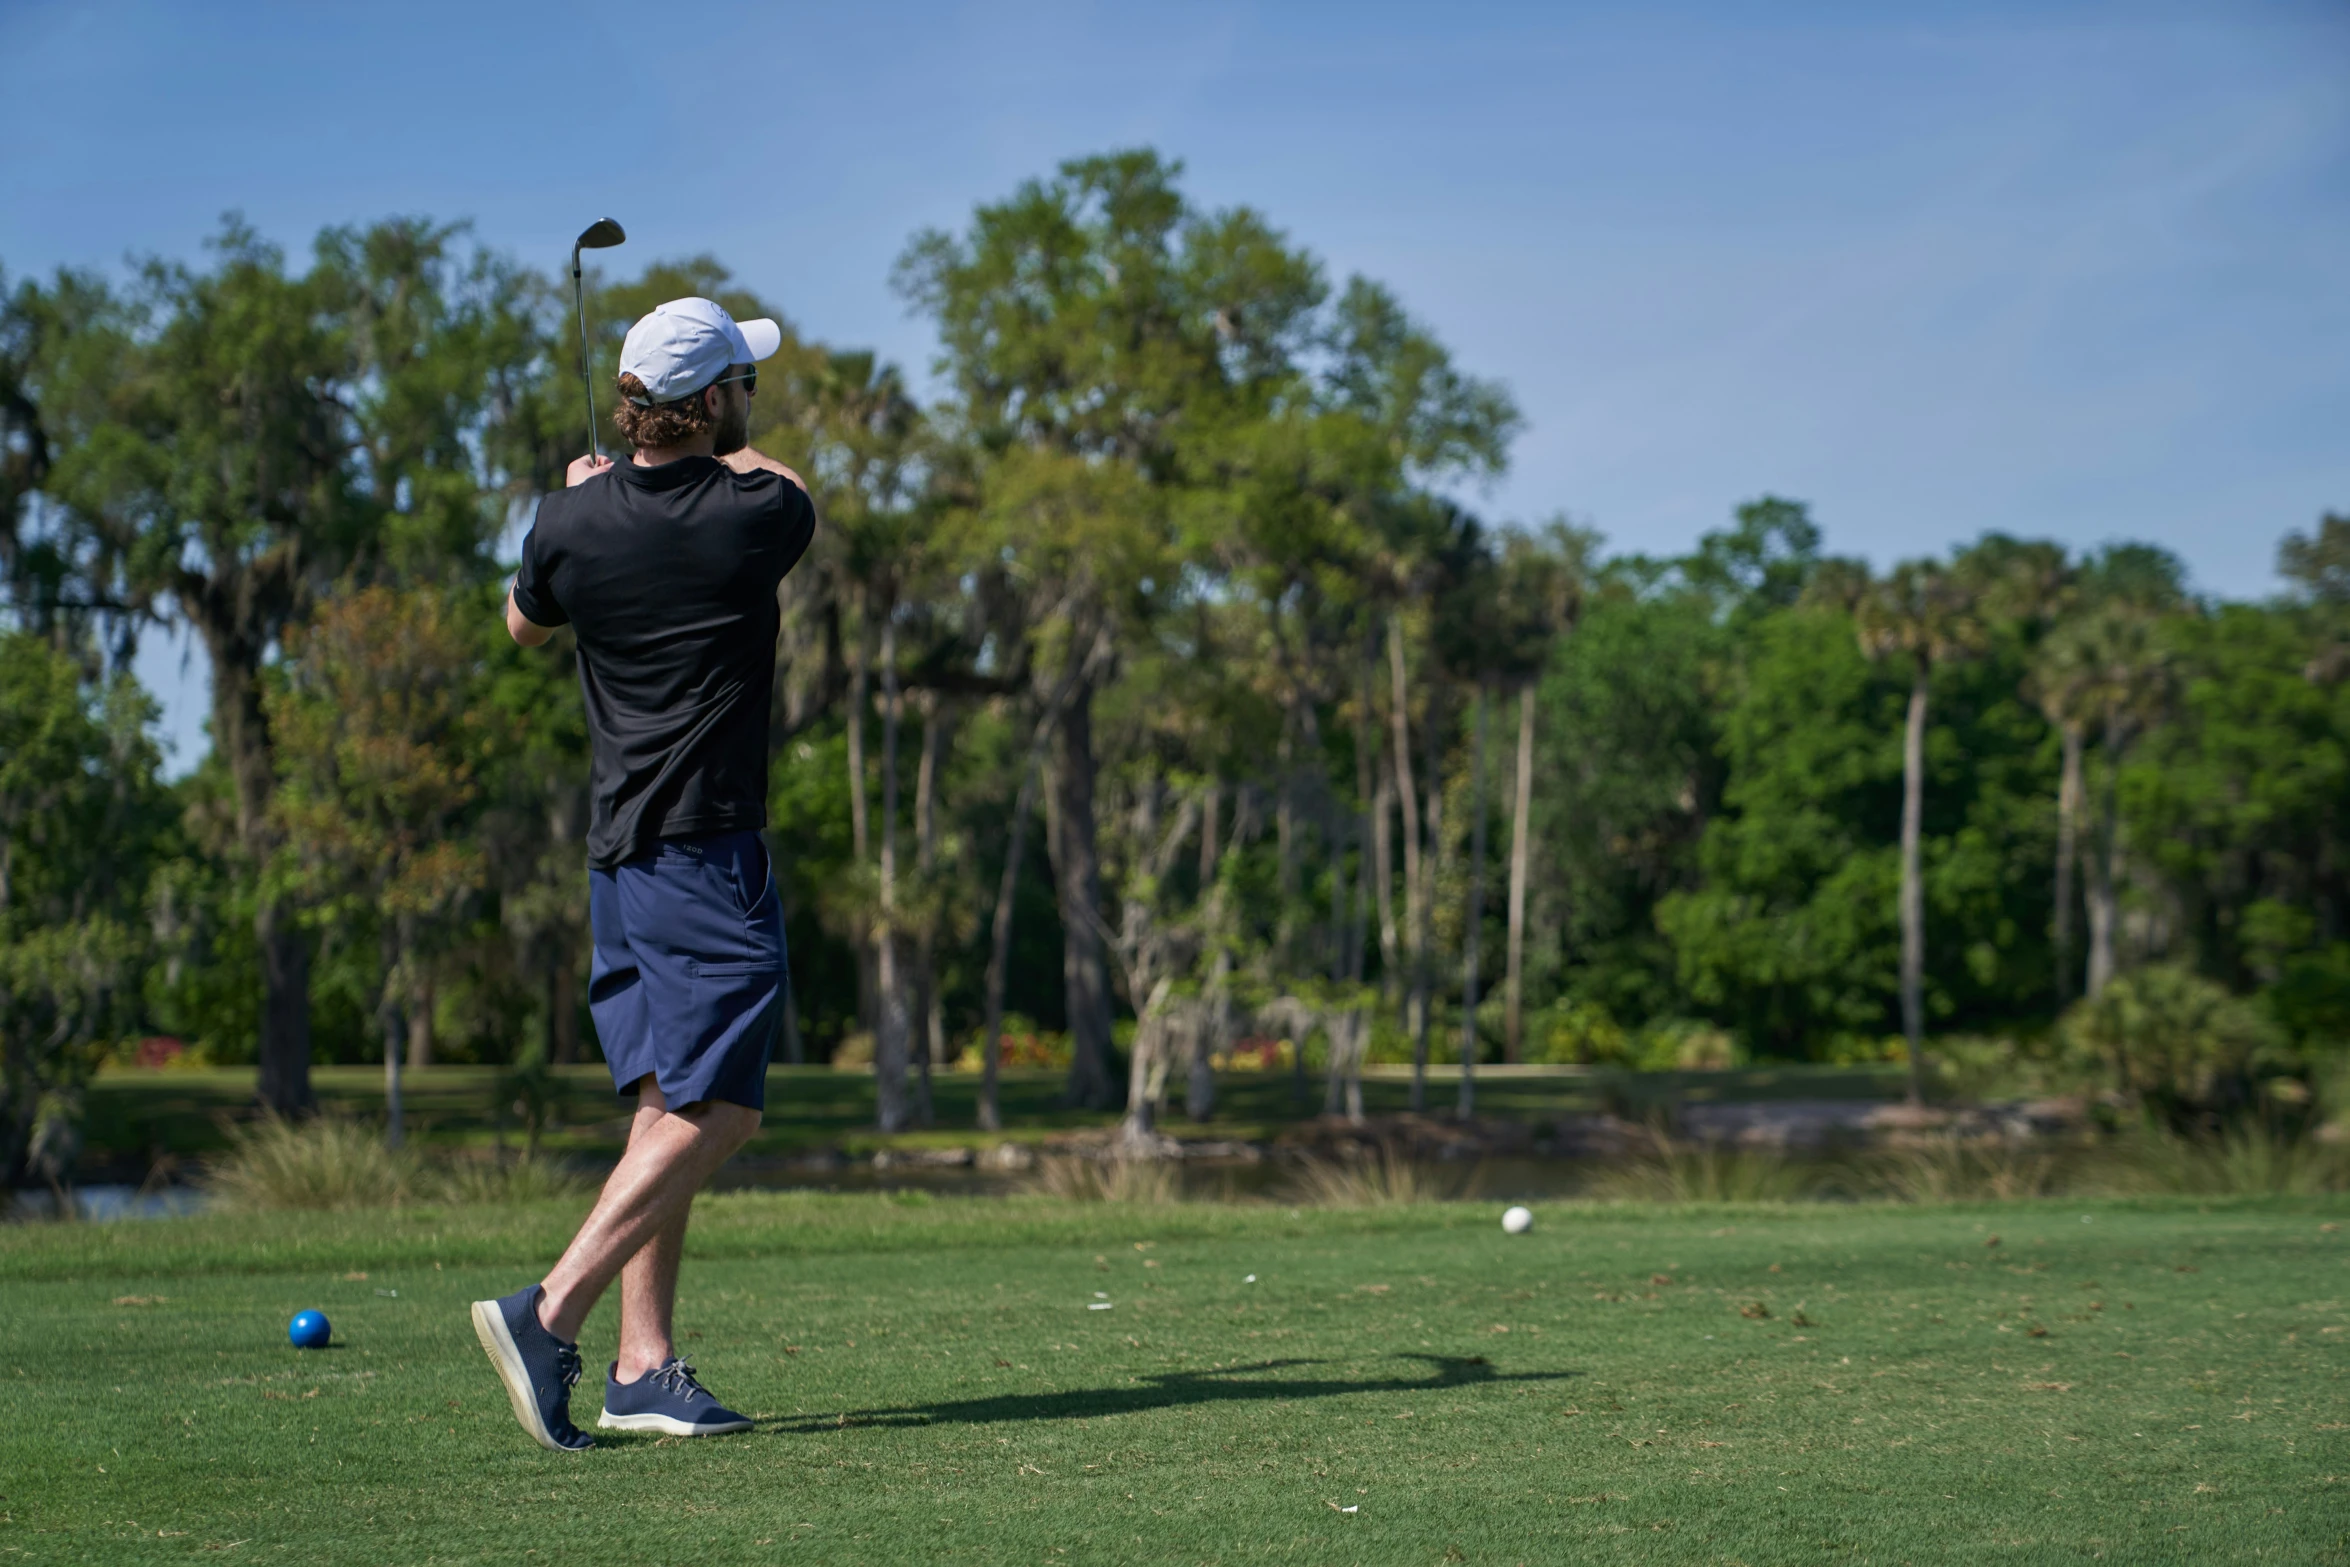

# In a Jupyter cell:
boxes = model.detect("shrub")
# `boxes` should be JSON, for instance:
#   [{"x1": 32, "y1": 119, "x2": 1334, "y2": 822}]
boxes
[
  {"x1": 1536, "y1": 1000, "x2": 1630, "y2": 1065},
  {"x1": 2265, "y1": 942, "x2": 2350, "y2": 1050},
  {"x1": 1363, "y1": 1016, "x2": 1417, "y2": 1066},
  {"x1": 1631, "y1": 1020, "x2": 1744, "y2": 1072},
  {"x1": 1816, "y1": 1032, "x2": 1908, "y2": 1068},
  {"x1": 2060, "y1": 965, "x2": 2278, "y2": 1117},
  {"x1": 1214, "y1": 1036, "x2": 1293, "y2": 1073},
  {"x1": 1926, "y1": 1032, "x2": 2088, "y2": 1102},
  {"x1": 951, "y1": 1017, "x2": 1072, "y2": 1072}
]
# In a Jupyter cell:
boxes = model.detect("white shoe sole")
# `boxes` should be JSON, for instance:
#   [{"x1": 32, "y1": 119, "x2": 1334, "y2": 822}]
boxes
[
  {"x1": 470, "y1": 1299, "x2": 587, "y2": 1453},
  {"x1": 596, "y1": 1409, "x2": 754, "y2": 1436}
]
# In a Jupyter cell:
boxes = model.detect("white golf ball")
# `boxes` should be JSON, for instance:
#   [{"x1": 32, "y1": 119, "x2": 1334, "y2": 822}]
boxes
[{"x1": 1501, "y1": 1205, "x2": 1533, "y2": 1234}]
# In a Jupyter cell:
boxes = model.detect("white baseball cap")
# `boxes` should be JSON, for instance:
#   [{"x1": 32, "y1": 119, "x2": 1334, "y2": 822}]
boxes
[{"x1": 618, "y1": 297, "x2": 784, "y2": 405}]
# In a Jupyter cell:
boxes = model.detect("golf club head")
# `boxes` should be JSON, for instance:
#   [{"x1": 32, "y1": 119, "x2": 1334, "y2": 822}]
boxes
[{"x1": 570, "y1": 220, "x2": 624, "y2": 458}]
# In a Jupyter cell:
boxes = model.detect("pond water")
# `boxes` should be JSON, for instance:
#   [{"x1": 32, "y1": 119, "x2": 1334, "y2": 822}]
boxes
[{"x1": 7, "y1": 1183, "x2": 215, "y2": 1222}]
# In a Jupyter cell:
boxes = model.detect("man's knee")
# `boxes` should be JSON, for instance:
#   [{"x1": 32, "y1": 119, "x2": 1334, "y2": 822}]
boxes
[
  {"x1": 676, "y1": 1098, "x2": 760, "y2": 1151},
  {"x1": 717, "y1": 1103, "x2": 762, "y2": 1153}
]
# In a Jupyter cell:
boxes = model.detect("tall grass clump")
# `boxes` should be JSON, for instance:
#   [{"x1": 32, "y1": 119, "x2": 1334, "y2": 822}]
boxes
[
  {"x1": 207, "y1": 1116, "x2": 590, "y2": 1210},
  {"x1": 1027, "y1": 1154, "x2": 1181, "y2": 1204},
  {"x1": 206, "y1": 1113, "x2": 421, "y2": 1211},
  {"x1": 2099, "y1": 1124, "x2": 2350, "y2": 1196},
  {"x1": 429, "y1": 1152, "x2": 588, "y2": 1206},
  {"x1": 1587, "y1": 1133, "x2": 1813, "y2": 1204},
  {"x1": 1286, "y1": 1149, "x2": 1445, "y2": 1207},
  {"x1": 1865, "y1": 1134, "x2": 2072, "y2": 1203}
]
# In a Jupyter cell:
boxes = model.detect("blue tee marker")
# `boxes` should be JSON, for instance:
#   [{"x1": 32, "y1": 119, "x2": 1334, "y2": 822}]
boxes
[{"x1": 288, "y1": 1309, "x2": 331, "y2": 1349}]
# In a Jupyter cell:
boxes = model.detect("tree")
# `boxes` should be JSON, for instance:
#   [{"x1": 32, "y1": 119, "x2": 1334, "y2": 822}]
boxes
[
  {"x1": 2122, "y1": 596, "x2": 2344, "y2": 1003},
  {"x1": 269, "y1": 585, "x2": 489, "y2": 1145},
  {"x1": 2279, "y1": 514, "x2": 2350, "y2": 689},
  {"x1": 2028, "y1": 633, "x2": 2095, "y2": 1005},
  {"x1": 2005, "y1": 541, "x2": 2174, "y2": 1003},
  {"x1": 1850, "y1": 558, "x2": 1988, "y2": 1101},
  {"x1": 1326, "y1": 278, "x2": 1519, "y2": 1109},
  {"x1": 2278, "y1": 514, "x2": 2350, "y2": 607},
  {"x1": 0, "y1": 633, "x2": 170, "y2": 1186},
  {"x1": 901, "y1": 150, "x2": 1314, "y2": 1108},
  {"x1": 2045, "y1": 601, "x2": 2180, "y2": 996},
  {"x1": 1529, "y1": 572, "x2": 1721, "y2": 1042},
  {"x1": 23, "y1": 228, "x2": 358, "y2": 1110},
  {"x1": 1660, "y1": 568, "x2": 2054, "y2": 1062},
  {"x1": 476, "y1": 590, "x2": 591, "y2": 1067},
  {"x1": 1490, "y1": 524, "x2": 1590, "y2": 1062},
  {"x1": 15, "y1": 218, "x2": 546, "y2": 1110}
]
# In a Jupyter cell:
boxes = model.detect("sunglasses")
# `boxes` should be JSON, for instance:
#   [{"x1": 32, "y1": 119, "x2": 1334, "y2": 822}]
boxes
[{"x1": 708, "y1": 367, "x2": 758, "y2": 395}]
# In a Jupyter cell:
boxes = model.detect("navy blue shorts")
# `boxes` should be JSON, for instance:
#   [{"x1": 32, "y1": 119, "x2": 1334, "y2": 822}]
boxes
[{"x1": 588, "y1": 831, "x2": 785, "y2": 1113}]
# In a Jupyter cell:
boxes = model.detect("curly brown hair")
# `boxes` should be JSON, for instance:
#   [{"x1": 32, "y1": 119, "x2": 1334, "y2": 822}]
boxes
[{"x1": 612, "y1": 372, "x2": 715, "y2": 450}]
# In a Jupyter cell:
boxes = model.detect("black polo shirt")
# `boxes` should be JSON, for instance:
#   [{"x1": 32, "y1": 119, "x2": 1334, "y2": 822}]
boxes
[{"x1": 511, "y1": 456, "x2": 816, "y2": 869}]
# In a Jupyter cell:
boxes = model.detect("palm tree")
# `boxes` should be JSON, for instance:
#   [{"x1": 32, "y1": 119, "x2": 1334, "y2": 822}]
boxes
[
  {"x1": 2042, "y1": 604, "x2": 2176, "y2": 996},
  {"x1": 2027, "y1": 639, "x2": 2095, "y2": 1004},
  {"x1": 1952, "y1": 535, "x2": 2087, "y2": 1006},
  {"x1": 1492, "y1": 525, "x2": 1591, "y2": 1064},
  {"x1": 780, "y1": 351, "x2": 927, "y2": 1127},
  {"x1": 2029, "y1": 546, "x2": 2185, "y2": 1000},
  {"x1": 1851, "y1": 560, "x2": 1987, "y2": 1103}
]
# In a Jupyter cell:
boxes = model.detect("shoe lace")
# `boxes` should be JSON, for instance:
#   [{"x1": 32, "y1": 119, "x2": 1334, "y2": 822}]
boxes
[
  {"x1": 650, "y1": 1358, "x2": 709, "y2": 1403},
  {"x1": 552, "y1": 1343, "x2": 584, "y2": 1391}
]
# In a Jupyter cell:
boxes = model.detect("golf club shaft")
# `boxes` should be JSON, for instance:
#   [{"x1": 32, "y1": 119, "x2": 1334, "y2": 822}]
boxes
[{"x1": 573, "y1": 251, "x2": 601, "y2": 460}]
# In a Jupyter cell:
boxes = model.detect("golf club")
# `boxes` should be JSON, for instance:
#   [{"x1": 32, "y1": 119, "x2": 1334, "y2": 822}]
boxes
[{"x1": 570, "y1": 218, "x2": 627, "y2": 458}]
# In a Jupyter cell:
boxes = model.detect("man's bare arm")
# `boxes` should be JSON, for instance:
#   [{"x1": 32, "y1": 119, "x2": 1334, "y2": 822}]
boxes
[
  {"x1": 720, "y1": 446, "x2": 809, "y2": 495},
  {"x1": 504, "y1": 456, "x2": 604, "y2": 646},
  {"x1": 506, "y1": 584, "x2": 555, "y2": 648}
]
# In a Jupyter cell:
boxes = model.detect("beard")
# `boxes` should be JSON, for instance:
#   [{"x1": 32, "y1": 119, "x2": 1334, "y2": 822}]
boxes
[{"x1": 711, "y1": 393, "x2": 751, "y2": 457}]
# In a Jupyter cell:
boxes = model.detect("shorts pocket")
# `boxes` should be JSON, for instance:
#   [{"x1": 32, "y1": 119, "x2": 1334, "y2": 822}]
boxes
[
  {"x1": 728, "y1": 836, "x2": 774, "y2": 916},
  {"x1": 689, "y1": 958, "x2": 777, "y2": 980}
]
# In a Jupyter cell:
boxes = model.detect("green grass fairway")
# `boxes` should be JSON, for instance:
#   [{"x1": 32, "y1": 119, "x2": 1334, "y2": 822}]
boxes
[{"x1": 3, "y1": 1196, "x2": 2346, "y2": 1564}]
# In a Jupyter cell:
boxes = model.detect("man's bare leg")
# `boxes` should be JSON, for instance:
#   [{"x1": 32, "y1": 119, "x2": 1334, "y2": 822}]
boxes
[
  {"x1": 537, "y1": 1075, "x2": 757, "y2": 1344},
  {"x1": 614, "y1": 1085, "x2": 689, "y2": 1381},
  {"x1": 615, "y1": 1211, "x2": 687, "y2": 1381}
]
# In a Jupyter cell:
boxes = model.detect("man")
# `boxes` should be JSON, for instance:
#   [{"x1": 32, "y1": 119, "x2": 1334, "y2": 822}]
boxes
[{"x1": 471, "y1": 297, "x2": 815, "y2": 1451}]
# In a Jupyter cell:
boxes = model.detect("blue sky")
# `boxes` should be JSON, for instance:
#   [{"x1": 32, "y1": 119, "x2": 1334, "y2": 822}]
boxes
[{"x1": 3, "y1": 0, "x2": 2345, "y2": 771}]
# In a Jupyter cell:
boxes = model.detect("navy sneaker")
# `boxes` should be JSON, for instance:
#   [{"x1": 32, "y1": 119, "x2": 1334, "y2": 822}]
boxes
[
  {"x1": 469, "y1": 1285, "x2": 593, "y2": 1452},
  {"x1": 598, "y1": 1357, "x2": 754, "y2": 1437}
]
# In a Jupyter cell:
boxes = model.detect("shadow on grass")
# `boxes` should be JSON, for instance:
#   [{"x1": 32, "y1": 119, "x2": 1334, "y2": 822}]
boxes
[{"x1": 769, "y1": 1353, "x2": 1579, "y2": 1432}]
